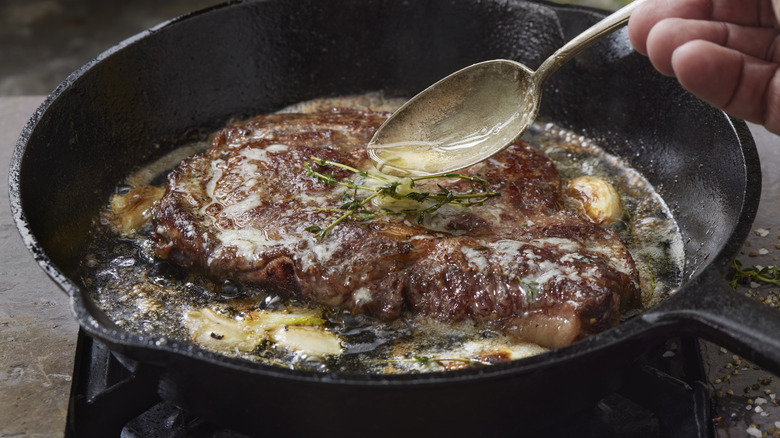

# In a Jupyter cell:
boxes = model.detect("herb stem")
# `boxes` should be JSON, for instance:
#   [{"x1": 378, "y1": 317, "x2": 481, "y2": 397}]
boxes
[
  {"x1": 386, "y1": 355, "x2": 493, "y2": 367},
  {"x1": 305, "y1": 163, "x2": 376, "y2": 192},
  {"x1": 315, "y1": 192, "x2": 380, "y2": 239},
  {"x1": 304, "y1": 158, "x2": 497, "y2": 240},
  {"x1": 312, "y1": 157, "x2": 392, "y2": 184},
  {"x1": 728, "y1": 259, "x2": 780, "y2": 289}
]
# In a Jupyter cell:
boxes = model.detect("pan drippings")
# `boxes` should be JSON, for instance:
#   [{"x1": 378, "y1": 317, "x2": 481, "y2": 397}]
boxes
[{"x1": 80, "y1": 94, "x2": 684, "y2": 374}]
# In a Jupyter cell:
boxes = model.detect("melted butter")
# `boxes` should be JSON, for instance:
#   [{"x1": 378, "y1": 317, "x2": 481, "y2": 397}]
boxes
[
  {"x1": 369, "y1": 118, "x2": 528, "y2": 177},
  {"x1": 368, "y1": 66, "x2": 538, "y2": 177},
  {"x1": 370, "y1": 141, "x2": 466, "y2": 176}
]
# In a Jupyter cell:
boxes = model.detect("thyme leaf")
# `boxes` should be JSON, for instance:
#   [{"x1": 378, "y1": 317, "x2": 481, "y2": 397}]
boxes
[
  {"x1": 304, "y1": 225, "x2": 322, "y2": 233},
  {"x1": 413, "y1": 355, "x2": 430, "y2": 366},
  {"x1": 304, "y1": 157, "x2": 498, "y2": 240}
]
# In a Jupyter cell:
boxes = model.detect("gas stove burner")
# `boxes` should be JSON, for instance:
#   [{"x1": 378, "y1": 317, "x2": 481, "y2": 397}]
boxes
[{"x1": 65, "y1": 329, "x2": 712, "y2": 437}]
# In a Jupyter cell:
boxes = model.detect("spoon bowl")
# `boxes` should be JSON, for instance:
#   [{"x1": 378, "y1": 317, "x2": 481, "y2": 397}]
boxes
[{"x1": 368, "y1": 0, "x2": 644, "y2": 176}]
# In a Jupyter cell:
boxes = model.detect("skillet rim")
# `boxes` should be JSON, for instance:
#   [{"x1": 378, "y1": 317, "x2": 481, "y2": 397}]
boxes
[{"x1": 7, "y1": 0, "x2": 762, "y2": 385}]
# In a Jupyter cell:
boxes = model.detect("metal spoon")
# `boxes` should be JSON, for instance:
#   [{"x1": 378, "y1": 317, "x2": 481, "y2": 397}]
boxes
[{"x1": 368, "y1": 0, "x2": 644, "y2": 176}]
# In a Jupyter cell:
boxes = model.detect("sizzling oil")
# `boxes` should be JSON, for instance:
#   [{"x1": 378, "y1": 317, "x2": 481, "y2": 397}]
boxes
[{"x1": 80, "y1": 93, "x2": 684, "y2": 374}]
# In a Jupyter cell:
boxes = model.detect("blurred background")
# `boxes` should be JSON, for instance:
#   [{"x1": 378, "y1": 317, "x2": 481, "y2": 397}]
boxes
[{"x1": 0, "y1": 0, "x2": 629, "y2": 97}]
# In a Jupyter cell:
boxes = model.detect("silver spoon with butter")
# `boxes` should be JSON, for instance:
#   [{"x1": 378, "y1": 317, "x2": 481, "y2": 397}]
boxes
[{"x1": 368, "y1": 0, "x2": 644, "y2": 176}]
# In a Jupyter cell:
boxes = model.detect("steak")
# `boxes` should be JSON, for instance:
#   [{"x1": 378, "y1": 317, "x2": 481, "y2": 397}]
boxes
[{"x1": 151, "y1": 108, "x2": 641, "y2": 348}]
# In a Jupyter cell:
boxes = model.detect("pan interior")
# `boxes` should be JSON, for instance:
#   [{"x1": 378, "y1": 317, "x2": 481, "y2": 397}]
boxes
[{"x1": 77, "y1": 92, "x2": 685, "y2": 374}]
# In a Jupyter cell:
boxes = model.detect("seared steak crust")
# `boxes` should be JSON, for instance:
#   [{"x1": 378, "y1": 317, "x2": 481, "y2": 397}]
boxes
[{"x1": 152, "y1": 108, "x2": 640, "y2": 348}]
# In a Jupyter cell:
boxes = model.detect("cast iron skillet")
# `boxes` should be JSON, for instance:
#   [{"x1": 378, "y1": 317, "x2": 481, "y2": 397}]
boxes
[{"x1": 9, "y1": 0, "x2": 780, "y2": 435}]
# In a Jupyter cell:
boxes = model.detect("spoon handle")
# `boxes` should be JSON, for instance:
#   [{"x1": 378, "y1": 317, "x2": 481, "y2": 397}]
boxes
[{"x1": 534, "y1": 0, "x2": 645, "y2": 84}]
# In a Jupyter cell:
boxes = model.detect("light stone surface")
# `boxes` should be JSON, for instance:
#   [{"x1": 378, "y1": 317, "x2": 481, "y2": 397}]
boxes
[
  {"x1": 0, "y1": 96, "x2": 78, "y2": 437},
  {"x1": 705, "y1": 124, "x2": 780, "y2": 438}
]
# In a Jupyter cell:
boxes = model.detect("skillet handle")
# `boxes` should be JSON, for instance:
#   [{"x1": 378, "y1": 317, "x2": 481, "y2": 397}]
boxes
[{"x1": 643, "y1": 269, "x2": 780, "y2": 376}]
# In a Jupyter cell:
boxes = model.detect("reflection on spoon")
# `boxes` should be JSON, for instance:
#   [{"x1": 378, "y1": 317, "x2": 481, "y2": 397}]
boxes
[
  {"x1": 369, "y1": 121, "x2": 532, "y2": 177},
  {"x1": 368, "y1": 0, "x2": 644, "y2": 176}
]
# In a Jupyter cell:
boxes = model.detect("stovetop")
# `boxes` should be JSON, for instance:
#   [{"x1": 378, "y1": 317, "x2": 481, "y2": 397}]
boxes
[{"x1": 66, "y1": 329, "x2": 711, "y2": 437}]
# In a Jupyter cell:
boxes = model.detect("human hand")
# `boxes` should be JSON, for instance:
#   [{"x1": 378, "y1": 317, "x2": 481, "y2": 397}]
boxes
[{"x1": 627, "y1": 0, "x2": 780, "y2": 134}]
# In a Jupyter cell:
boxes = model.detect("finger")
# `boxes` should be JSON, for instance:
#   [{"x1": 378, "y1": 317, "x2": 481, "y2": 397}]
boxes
[
  {"x1": 629, "y1": 0, "x2": 712, "y2": 55},
  {"x1": 645, "y1": 18, "x2": 780, "y2": 76},
  {"x1": 671, "y1": 39, "x2": 780, "y2": 131},
  {"x1": 628, "y1": 0, "x2": 776, "y2": 55}
]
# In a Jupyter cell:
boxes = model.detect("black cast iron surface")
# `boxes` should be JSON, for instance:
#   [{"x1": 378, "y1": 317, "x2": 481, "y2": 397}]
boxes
[
  {"x1": 7, "y1": 0, "x2": 778, "y2": 436},
  {"x1": 66, "y1": 329, "x2": 713, "y2": 437}
]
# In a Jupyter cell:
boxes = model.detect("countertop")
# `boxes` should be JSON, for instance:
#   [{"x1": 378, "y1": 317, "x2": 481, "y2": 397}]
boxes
[
  {"x1": 0, "y1": 96, "x2": 78, "y2": 436},
  {"x1": 1, "y1": 95, "x2": 779, "y2": 437}
]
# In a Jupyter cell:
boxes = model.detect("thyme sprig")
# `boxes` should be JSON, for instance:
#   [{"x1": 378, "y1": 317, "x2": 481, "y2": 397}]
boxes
[
  {"x1": 407, "y1": 355, "x2": 493, "y2": 367},
  {"x1": 728, "y1": 259, "x2": 780, "y2": 289},
  {"x1": 304, "y1": 157, "x2": 498, "y2": 240}
]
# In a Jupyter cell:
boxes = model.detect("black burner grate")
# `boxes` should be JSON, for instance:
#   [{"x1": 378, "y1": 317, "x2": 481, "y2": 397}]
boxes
[{"x1": 65, "y1": 330, "x2": 712, "y2": 438}]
